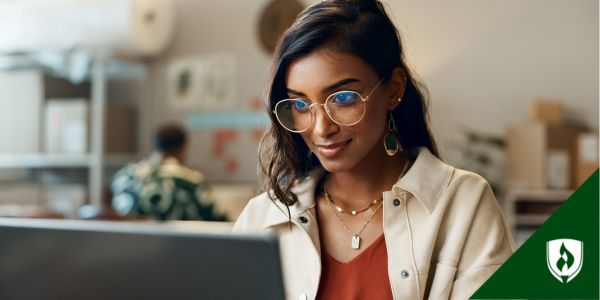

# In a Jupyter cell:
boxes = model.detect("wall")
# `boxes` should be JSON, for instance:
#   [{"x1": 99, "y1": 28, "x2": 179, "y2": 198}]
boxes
[
  {"x1": 143, "y1": 0, "x2": 277, "y2": 182},
  {"x1": 390, "y1": 0, "x2": 598, "y2": 159},
  {"x1": 143, "y1": 0, "x2": 599, "y2": 181}
]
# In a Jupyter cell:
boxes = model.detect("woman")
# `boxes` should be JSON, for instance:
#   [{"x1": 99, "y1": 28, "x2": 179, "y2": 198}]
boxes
[{"x1": 233, "y1": 0, "x2": 515, "y2": 299}]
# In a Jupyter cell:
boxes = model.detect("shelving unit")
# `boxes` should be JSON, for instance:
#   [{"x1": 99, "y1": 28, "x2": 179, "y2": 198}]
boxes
[
  {"x1": 89, "y1": 55, "x2": 107, "y2": 206},
  {"x1": 0, "y1": 154, "x2": 138, "y2": 169},
  {"x1": 0, "y1": 53, "x2": 145, "y2": 209},
  {"x1": 504, "y1": 188, "x2": 574, "y2": 231}
]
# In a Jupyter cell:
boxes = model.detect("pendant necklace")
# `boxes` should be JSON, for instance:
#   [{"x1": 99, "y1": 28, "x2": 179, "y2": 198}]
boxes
[
  {"x1": 322, "y1": 158, "x2": 410, "y2": 250},
  {"x1": 324, "y1": 183, "x2": 383, "y2": 250}
]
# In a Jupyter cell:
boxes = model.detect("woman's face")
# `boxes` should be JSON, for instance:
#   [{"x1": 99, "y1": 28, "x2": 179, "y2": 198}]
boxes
[{"x1": 285, "y1": 48, "x2": 397, "y2": 173}]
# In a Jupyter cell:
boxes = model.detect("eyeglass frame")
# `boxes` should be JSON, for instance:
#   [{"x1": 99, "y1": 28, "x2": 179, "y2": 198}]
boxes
[{"x1": 273, "y1": 79, "x2": 384, "y2": 133}]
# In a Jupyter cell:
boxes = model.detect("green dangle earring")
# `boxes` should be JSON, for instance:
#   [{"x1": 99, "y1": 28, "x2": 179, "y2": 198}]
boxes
[{"x1": 384, "y1": 110, "x2": 401, "y2": 156}]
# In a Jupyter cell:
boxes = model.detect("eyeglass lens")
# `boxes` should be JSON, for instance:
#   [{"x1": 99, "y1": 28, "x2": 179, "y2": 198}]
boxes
[{"x1": 274, "y1": 90, "x2": 365, "y2": 132}]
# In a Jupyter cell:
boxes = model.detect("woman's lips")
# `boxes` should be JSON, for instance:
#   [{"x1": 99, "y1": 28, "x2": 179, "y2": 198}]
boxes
[{"x1": 315, "y1": 140, "x2": 351, "y2": 158}]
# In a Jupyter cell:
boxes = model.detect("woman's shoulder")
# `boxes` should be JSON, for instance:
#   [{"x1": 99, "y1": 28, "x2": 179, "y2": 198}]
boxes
[
  {"x1": 408, "y1": 147, "x2": 493, "y2": 202},
  {"x1": 441, "y1": 166, "x2": 503, "y2": 219},
  {"x1": 432, "y1": 165, "x2": 515, "y2": 250},
  {"x1": 232, "y1": 191, "x2": 290, "y2": 233},
  {"x1": 243, "y1": 191, "x2": 279, "y2": 213},
  {"x1": 447, "y1": 167, "x2": 491, "y2": 190}
]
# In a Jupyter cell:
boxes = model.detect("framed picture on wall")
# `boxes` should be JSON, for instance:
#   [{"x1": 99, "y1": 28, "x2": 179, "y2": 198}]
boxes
[{"x1": 167, "y1": 54, "x2": 236, "y2": 111}]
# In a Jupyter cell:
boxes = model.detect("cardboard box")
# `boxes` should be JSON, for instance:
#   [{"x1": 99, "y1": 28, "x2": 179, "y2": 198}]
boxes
[
  {"x1": 528, "y1": 100, "x2": 564, "y2": 125},
  {"x1": 574, "y1": 132, "x2": 599, "y2": 187},
  {"x1": 547, "y1": 150, "x2": 569, "y2": 189},
  {"x1": 507, "y1": 122, "x2": 583, "y2": 189}
]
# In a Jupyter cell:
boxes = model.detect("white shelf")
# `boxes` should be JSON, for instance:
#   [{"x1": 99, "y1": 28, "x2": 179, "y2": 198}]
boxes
[
  {"x1": 0, "y1": 153, "x2": 138, "y2": 168},
  {"x1": 515, "y1": 214, "x2": 552, "y2": 226},
  {"x1": 0, "y1": 154, "x2": 91, "y2": 168},
  {"x1": 506, "y1": 189, "x2": 574, "y2": 201}
]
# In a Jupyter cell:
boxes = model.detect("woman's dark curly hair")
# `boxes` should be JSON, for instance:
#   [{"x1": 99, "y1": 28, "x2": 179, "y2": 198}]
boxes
[{"x1": 258, "y1": 0, "x2": 438, "y2": 212}]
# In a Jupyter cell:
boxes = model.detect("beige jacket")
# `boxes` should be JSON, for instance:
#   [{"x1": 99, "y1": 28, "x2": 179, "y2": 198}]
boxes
[{"x1": 233, "y1": 148, "x2": 515, "y2": 300}]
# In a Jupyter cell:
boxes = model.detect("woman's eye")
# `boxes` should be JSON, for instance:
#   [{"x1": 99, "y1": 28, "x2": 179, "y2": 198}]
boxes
[
  {"x1": 331, "y1": 91, "x2": 359, "y2": 105},
  {"x1": 293, "y1": 100, "x2": 310, "y2": 111}
]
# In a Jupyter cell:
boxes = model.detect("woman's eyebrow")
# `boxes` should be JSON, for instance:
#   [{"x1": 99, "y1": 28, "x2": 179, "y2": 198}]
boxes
[
  {"x1": 324, "y1": 78, "x2": 361, "y2": 92},
  {"x1": 286, "y1": 88, "x2": 306, "y2": 97},
  {"x1": 286, "y1": 78, "x2": 361, "y2": 97}
]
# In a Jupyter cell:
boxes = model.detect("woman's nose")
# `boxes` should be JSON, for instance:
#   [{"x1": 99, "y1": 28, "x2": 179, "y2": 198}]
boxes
[{"x1": 312, "y1": 105, "x2": 339, "y2": 138}]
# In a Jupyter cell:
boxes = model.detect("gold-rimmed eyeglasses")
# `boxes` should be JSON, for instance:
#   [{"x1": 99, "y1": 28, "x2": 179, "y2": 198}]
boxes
[{"x1": 273, "y1": 79, "x2": 383, "y2": 133}]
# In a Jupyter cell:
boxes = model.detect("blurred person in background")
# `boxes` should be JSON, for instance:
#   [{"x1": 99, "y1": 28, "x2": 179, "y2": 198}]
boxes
[{"x1": 111, "y1": 124, "x2": 226, "y2": 221}]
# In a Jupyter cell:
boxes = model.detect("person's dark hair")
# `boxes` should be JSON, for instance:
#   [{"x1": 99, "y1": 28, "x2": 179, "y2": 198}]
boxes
[
  {"x1": 259, "y1": 0, "x2": 438, "y2": 209},
  {"x1": 155, "y1": 124, "x2": 187, "y2": 154}
]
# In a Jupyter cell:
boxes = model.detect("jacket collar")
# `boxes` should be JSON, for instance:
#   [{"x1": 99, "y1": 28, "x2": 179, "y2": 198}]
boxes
[
  {"x1": 393, "y1": 147, "x2": 454, "y2": 214},
  {"x1": 261, "y1": 147, "x2": 453, "y2": 229}
]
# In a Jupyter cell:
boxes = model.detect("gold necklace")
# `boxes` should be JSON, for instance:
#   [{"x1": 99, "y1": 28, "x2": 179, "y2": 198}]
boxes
[
  {"x1": 322, "y1": 157, "x2": 409, "y2": 216},
  {"x1": 324, "y1": 183, "x2": 382, "y2": 216},
  {"x1": 324, "y1": 184, "x2": 383, "y2": 250},
  {"x1": 322, "y1": 158, "x2": 410, "y2": 250}
]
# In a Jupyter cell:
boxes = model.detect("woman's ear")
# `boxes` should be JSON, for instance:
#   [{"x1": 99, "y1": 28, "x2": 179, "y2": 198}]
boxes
[{"x1": 386, "y1": 67, "x2": 407, "y2": 110}]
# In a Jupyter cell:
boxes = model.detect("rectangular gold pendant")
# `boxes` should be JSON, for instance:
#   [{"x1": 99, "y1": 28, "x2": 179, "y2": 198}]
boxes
[{"x1": 351, "y1": 235, "x2": 360, "y2": 250}]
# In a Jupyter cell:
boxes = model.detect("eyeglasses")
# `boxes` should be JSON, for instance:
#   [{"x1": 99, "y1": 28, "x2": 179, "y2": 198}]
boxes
[{"x1": 273, "y1": 79, "x2": 383, "y2": 133}]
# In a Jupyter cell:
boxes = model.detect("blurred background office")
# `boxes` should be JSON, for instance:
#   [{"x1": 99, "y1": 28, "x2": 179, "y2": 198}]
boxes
[{"x1": 0, "y1": 0, "x2": 597, "y2": 246}]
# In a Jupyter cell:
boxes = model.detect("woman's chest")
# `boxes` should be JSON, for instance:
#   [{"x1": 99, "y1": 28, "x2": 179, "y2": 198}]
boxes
[{"x1": 315, "y1": 198, "x2": 385, "y2": 263}]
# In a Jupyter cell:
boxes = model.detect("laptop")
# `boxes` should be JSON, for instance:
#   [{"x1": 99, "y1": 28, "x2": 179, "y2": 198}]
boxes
[{"x1": 0, "y1": 218, "x2": 285, "y2": 300}]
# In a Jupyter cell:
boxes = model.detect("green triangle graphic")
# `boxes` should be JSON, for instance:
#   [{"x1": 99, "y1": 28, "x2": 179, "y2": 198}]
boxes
[{"x1": 471, "y1": 169, "x2": 599, "y2": 299}]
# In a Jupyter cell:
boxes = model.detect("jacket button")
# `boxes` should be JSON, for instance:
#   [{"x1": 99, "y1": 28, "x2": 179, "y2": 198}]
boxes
[
  {"x1": 401, "y1": 269, "x2": 410, "y2": 278},
  {"x1": 393, "y1": 198, "x2": 401, "y2": 206},
  {"x1": 299, "y1": 216, "x2": 309, "y2": 224},
  {"x1": 298, "y1": 293, "x2": 307, "y2": 300}
]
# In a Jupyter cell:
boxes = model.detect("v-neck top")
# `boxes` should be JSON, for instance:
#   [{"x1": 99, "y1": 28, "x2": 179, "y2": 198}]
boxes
[{"x1": 316, "y1": 234, "x2": 393, "y2": 300}]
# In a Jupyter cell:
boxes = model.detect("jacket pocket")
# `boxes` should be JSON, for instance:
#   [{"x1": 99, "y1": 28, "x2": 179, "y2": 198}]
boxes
[{"x1": 427, "y1": 263, "x2": 458, "y2": 300}]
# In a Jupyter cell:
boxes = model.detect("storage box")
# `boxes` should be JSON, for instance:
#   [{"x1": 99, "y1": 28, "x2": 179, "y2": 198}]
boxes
[
  {"x1": 0, "y1": 70, "x2": 43, "y2": 153},
  {"x1": 507, "y1": 122, "x2": 584, "y2": 189},
  {"x1": 528, "y1": 100, "x2": 564, "y2": 125},
  {"x1": 547, "y1": 150, "x2": 569, "y2": 189},
  {"x1": 45, "y1": 98, "x2": 89, "y2": 154},
  {"x1": 574, "y1": 132, "x2": 599, "y2": 187},
  {"x1": 44, "y1": 99, "x2": 137, "y2": 154}
]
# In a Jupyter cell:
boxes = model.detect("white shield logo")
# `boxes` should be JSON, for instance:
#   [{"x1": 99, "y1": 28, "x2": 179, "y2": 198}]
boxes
[{"x1": 546, "y1": 239, "x2": 584, "y2": 283}]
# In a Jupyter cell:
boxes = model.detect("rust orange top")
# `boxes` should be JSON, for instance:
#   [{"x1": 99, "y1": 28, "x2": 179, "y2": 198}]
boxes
[{"x1": 317, "y1": 234, "x2": 393, "y2": 300}]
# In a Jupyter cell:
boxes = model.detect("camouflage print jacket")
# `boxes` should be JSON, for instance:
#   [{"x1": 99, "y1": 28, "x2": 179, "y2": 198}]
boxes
[{"x1": 111, "y1": 153, "x2": 226, "y2": 221}]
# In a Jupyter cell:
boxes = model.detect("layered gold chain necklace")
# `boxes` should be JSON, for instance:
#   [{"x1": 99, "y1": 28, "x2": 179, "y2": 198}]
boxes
[
  {"x1": 324, "y1": 183, "x2": 383, "y2": 250},
  {"x1": 326, "y1": 188, "x2": 382, "y2": 216},
  {"x1": 323, "y1": 158, "x2": 410, "y2": 250}
]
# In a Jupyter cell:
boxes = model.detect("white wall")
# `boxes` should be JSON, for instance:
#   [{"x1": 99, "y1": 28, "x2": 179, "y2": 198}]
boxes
[
  {"x1": 389, "y1": 0, "x2": 598, "y2": 158},
  {"x1": 143, "y1": 0, "x2": 598, "y2": 181}
]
